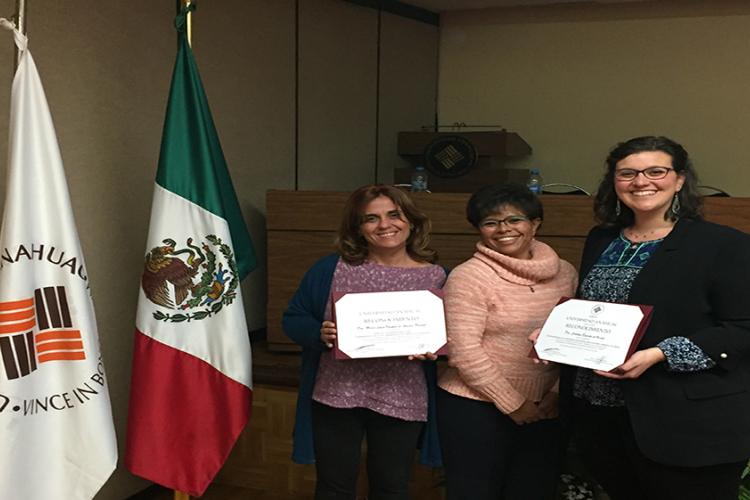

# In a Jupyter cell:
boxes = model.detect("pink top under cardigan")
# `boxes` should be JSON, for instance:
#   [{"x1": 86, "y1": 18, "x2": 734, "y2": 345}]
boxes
[
  {"x1": 313, "y1": 259, "x2": 447, "y2": 421},
  {"x1": 438, "y1": 239, "x2": 578, "y2": 414}
]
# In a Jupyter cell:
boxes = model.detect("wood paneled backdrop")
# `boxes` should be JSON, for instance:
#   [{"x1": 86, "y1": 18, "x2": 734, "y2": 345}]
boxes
[{"x1": 267, "y1": 190, "x2": 750, "y2": 350}]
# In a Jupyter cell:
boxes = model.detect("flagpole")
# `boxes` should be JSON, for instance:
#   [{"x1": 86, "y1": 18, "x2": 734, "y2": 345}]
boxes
[
  {"x1": 180, "y1": 0, "x2": 192, "y2": 47},
  {"x1": 13, "y1": 0, "x2": 26, "y2": 69},
  {"x1": 172, "y1": 6, "x2": 191, "y2": 498},
  {"x1": 174, "y1": 10, "x2": 192, "y2": 500}
]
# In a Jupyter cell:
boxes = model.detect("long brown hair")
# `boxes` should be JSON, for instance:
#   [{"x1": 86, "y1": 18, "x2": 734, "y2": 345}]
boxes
[{"x1": 335, "y1": 184, "x2": 437, "y2": 264}]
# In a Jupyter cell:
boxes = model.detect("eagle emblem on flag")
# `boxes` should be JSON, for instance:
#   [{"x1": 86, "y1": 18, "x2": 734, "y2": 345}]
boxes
[{"x1": 141, "y1": 235, "x2": 240, "y2": 323}]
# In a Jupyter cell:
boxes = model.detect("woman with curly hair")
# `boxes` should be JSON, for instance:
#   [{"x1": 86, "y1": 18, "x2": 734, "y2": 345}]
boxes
[{"x1": 564, "y1": 136, "x2": 750, "y2": 500}]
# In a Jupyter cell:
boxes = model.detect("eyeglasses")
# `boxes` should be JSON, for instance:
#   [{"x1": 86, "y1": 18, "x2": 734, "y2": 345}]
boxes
[
  {"x1": 479, "y1": 215, "x2": 529, "y2": 229},
  {"x1": 614, "y1": 166, "x2": 675, "y2": 181}
]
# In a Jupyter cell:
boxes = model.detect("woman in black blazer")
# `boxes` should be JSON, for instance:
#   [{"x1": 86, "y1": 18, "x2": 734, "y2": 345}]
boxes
[{"x1": 564, "y1": 136, "x2": 750, "y2": 500}]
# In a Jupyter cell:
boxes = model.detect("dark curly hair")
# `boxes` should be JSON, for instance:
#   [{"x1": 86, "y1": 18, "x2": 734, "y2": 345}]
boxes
[
  {"x1": 466, "y1": 183, "x2": 543, "y2": 228},
  {"x1": 335, "y1": 184, "x2": 437, "y2": 264},
  {"x1": 594, "y1": 136, "x2": 703, "y2": 227}
]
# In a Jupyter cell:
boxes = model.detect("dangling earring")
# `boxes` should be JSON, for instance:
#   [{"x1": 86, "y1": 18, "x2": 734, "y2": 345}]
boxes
[
  {"x1": 615, "y1": 199, "x2": 621, "y2": 216},
  {"x1": 671, "y1": 193, "x2": 681, "y2": 216}
]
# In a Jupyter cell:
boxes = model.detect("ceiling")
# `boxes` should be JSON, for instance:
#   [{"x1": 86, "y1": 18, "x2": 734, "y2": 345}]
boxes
[{"x1": 405, "y1": 0, "x2": 653, "y2": 13}]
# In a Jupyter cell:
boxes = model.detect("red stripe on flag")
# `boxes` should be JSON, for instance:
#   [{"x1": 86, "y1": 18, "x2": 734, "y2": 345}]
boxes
[
  {"x1": 0, "y1": 318, "x2": 36, "y2": 335},
  {"x1": 38, "y1": 351, "x2": 86, "y2": 362},
  {"x1": 0, "y1": 308, "x2": 35, "y2": 322},
  {"x1": 0, "y1": 298, "x2": 33, "y2": 311},
  {"x1": 36, "y1": 340, "x2": 84, "y2": 353},
  {"x1": 125, "y1": 330, "x2": 251, "y2": 496},
  {"x1": 36, "y1": 330, "x2": 82, "y2": 342}
]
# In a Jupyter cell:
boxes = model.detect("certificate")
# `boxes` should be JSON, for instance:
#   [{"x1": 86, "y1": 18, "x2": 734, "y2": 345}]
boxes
[
  {"x1": 531, "y1": 298, "x2": 653, "y2": 371},
  {"x1": 332, "y1": 289, "x2": 447, "y2": 360}
]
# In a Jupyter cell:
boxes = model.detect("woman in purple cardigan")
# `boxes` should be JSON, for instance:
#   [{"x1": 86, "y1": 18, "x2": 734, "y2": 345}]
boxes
[{"x1": 283, "y1": 184, "x2": 445, "y2": 500}]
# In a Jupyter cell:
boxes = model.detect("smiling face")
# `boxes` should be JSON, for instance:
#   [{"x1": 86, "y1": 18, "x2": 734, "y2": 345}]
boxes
[
  {"x1": 478, "y1": 204, "x2": 541, "y2": 259},
  {"x1": 359, "y1": 196, "x2": 411, "y2": 255},
  {"x1": 614, "y1": 151, "x2": 685, "y2": 219}
]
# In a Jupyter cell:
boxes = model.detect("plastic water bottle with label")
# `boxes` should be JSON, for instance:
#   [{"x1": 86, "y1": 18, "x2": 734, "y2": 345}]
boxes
[
  {"x1": 411, "y1": 165, "x2": 428, "y2": 192},
  {"x1": 527, "y1": 168, "x2": 543, "y2": 195}
]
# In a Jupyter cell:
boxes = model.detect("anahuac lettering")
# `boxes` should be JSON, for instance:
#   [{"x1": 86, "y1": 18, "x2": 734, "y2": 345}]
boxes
[{"x1": 0, "y1": 244, "x2": 89, "y2": 285}]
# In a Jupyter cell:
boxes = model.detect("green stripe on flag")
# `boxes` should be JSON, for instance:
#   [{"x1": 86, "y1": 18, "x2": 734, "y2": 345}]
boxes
[{"x1": 155, "y1": 22, "x2": 256, "y2": 279}]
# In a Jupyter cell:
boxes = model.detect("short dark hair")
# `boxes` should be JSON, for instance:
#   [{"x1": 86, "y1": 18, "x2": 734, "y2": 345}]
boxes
[
  {"x1": 466, "y1": 183, "x2": 543, "y2": 228},
  {"x1": 594, "y1": 136, "x2": 703, "y2": 226},
  {"x1": 335, "y1": 184, "x2": 437, "y2": 264}
]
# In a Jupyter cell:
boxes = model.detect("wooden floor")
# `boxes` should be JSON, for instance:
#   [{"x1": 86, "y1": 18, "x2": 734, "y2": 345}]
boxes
[
  {"x1": 133, "y1": 481, "x2": 444, "y2": 500},
  {"x1": 132, "y1": 483, "x2": 297, "y2": 499},
  {"x1": 126, "y1": 346, "x2": 606, "y2": 500}
]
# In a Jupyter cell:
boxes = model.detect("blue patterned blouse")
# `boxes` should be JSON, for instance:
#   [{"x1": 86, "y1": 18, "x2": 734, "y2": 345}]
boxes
[{"x1": 574, "y1": 233, "x2": 716, "y2": 406}]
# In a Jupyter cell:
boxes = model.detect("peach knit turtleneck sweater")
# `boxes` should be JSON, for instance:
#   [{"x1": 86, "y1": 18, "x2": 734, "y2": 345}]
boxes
[{"x1": 438, "y1": 239, "x2": 578, "y2": 414}]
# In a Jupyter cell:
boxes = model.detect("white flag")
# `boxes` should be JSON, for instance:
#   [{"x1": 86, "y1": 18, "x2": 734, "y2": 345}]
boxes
[{"x1": 0, "y1": 21, "x2": 117, "y2": 500}]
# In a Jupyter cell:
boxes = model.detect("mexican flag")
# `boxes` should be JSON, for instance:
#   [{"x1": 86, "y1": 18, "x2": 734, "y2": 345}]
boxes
[
  {"x1": 125, "y1": 6, "x2": 256, "y2": 496},
  {"x1": 0, "y1": 21, "x2": 117, "y2": 500}
]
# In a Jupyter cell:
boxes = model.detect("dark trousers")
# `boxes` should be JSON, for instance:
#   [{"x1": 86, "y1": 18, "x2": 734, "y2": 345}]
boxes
[
  {"x1": 437, "y1": 388, "x2": 561, "y2": 500},
  {"x1": 311, "y1": 401, "x2": 424, "y2": 500},
  {"x1": 573, "y1": 399, "x2": 746, "y2": 500}
]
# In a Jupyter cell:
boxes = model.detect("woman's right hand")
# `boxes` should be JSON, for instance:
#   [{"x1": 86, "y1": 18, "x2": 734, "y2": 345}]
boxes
[
  {"x1": 508, "y1": 399, "x2": 542, "y2": 425},
  {"x1": 528, "y1": 328, "x2": 552, "y2": 365},
  {"x1": 320, "y1": 321, "x2": 337, "y2": 348}
]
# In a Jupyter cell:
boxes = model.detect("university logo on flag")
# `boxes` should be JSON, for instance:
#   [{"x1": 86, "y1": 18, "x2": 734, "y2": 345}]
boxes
[
  {"x1": 0, "y1": 283, "x2": 108, "y2": 418},
  {"x1": 0, "y1": 286, "x2": 86, "y2": 381},
  {"x1": 0, "y1": 19, "x2": 116, "y2": 500}
]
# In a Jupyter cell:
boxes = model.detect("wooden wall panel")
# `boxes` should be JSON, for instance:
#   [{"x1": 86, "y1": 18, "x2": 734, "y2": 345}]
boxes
[
  {"x1": 267, "y1": 190, "x2": 595, "y2": 235},
  {"x1": 703, "y1": 198, "x2": 750, "y2": 232},
  {"x1": 266, "y1": 190, "x2": 750, "y2": 349},
  {"x1": 268, "y1": 232, "x2": 337, "y2": 350}
]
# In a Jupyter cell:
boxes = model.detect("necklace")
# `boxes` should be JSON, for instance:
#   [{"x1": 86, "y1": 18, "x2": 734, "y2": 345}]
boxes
[{"x1": 623, "y1": 224, "x2": 674, "y2": 243}]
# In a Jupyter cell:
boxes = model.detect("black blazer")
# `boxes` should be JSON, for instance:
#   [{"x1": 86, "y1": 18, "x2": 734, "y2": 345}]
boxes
[{"x1": 566, "y1": 218, "x2": 750, "y2": 467}]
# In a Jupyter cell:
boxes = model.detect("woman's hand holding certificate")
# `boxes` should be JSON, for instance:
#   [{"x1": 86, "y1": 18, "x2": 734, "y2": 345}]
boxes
[
  {"x1": 332, "y1": 289, "x2": 447, "y2": 359},
  {"x1": 532, "y1": 298, "x2": 653, "y2": 371}
]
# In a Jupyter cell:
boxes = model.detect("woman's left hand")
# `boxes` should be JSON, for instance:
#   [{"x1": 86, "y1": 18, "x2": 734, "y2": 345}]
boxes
[
  {"x1": 408, "y1": 352, "x2": 437, "y2": 361},
  {"x1": 594, "y1": 347, "x2": 666, "y2": 380}
]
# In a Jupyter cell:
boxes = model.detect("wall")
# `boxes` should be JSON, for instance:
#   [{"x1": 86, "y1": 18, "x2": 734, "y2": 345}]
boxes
[
  {"x1": 0, "y1": 1, "x2": 437, "y2": 498},
  {"x1": 438, "y1": 0, "x2": 750, "y2": 195}
]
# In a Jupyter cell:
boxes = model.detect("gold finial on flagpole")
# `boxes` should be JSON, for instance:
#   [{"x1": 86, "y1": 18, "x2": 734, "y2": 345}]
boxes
[
  {"x1": 183, "y1": 0, "x2": 192, "y2": 47},
  {"x1": 13, "y1": 0, "x2": 26, "y2": 69},
  {"x1": 174, "y1": 491, "x2": 190, "y2": 500}
]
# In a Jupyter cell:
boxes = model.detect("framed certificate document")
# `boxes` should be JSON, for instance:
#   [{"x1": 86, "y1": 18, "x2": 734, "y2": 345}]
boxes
[
  {"x1": 531, "y1": 298, "x2": 653, "y2": 371},
  {"x1": 331, "y1": 289, "x2": 447, "y2": 360}
]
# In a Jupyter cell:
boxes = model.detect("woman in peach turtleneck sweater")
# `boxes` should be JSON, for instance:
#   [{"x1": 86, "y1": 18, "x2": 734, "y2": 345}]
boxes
[{"x1": 437, "y1": 183, "x2": 577, "y2": 500}]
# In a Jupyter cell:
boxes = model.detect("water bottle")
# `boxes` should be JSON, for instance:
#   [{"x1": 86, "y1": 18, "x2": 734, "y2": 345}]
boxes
[
  {"x1": 527, "y1": 168, "x2": 543, "y2": 195},
  {"x1": 411, "y1": 165, "x2": 428, "y2": 192}
]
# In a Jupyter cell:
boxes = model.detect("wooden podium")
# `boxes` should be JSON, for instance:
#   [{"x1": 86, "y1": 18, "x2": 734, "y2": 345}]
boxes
[{"x1": 395, "y1": 130, "x2": 532, "y2": 192}]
